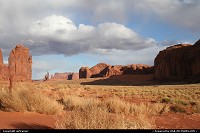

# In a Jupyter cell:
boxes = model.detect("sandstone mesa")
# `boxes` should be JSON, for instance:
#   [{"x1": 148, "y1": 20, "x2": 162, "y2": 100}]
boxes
[
  {"x1": 79, "y1": 63, "x2": 154, "y2": 79},
  {"x1": 155, "y1": 39, "x2": 200, "y2": 82}
]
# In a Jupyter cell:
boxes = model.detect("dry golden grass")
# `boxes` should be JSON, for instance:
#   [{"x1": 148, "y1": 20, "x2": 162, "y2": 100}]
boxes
[
  {"x1": 0, "y1": 88, "x2": 63, "y2": 115},
  {"x1": 60, "y1": 95, "x2": 99, "y2": 111},
  {"x1": 0, "y1": 78, "x2": 199, "y2": 129},
  {"x1": 55, "y1": 94, "x2": 171, "y2": 129},
  {"x1": 100, "y1": 96, "x2": 169, "y2": 115},
  {"x1": 55, "y1": 103, "x2": 153, "y2": 129}
]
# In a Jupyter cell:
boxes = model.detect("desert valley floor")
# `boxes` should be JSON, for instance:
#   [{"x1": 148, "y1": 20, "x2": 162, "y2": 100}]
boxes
[{"x1": 0, "y1": 74, "x2": 200, "y2": 129}]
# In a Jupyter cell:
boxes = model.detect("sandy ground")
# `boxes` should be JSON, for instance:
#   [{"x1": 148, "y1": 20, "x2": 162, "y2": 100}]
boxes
[
  {"x1": 154, "y1": 113, "x2": 200, "y2": 129},
  {"x1": 0, "y1": 111, "x2": 200, "y2": 129},
  {"x1": 0, "y1": 111, "x2": 55, "y2": 129}
]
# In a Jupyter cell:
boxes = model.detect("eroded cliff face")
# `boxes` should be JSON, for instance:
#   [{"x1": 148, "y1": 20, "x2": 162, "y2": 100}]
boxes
[
  {"x1": 0, "y1": 44, "x2": 32, "y2": 81},
  {"x1": 154, "y1": 39, "x2": 200, "y2": 81},
  {"x1": 190, "y1": 40, "x2": 200, "y2": 75},
  {"x1": 0, "y1": 49, "x2": 5, "y2": 79},
  {"x1": 79, "y1": 67, "x2": 91, "y2": 79},
  {"x1": 9, "y1": 44, "x2": 32, "y2": 81},
  {"x1": 89, "y1": 63, "x2": 110, "y2": 78}
]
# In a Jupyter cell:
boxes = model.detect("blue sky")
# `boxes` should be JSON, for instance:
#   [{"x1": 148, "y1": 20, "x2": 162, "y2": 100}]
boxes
[{"x1": 0, "y1": 0, "x2": 199, "y2": 79}]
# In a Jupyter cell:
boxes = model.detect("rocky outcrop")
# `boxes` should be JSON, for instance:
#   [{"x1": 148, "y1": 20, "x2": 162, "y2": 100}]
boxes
[
  {"x1": 79, "y1": 67, "x2": 91, "y2": 79},
  {"x1": 90, "y1": 63, "x2": 110, "y2": 78},
  {"x1": 0, "y1": 44, "x2": 32, "y2": 81},
  {"x1": 154, "y1": 39, "x2": 200, "y2": 81},
  {"x1": 1, "y1": 64, "x2": 9, "y2": 79},
  {"x1": 122, "y1": 64, "x2": 154, "y2": 75},
  {"x1": 69, "y1": 73, "x2": 79, "y2": 80},
  {"x1": 43, "y1": 72, "x2": 50, "y2": 81},
  {"x1": 79, "y1": 63, "x2": 154, "y2": 79},
  {"x1": 100, "y1": 66, "x2": 122, "y2": 77},
  {"x1": 9, "y1": 44, "x2": 32, "y2": 81}
]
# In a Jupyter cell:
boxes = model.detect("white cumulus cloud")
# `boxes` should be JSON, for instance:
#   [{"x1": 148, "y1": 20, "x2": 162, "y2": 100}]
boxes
[{"x1": 28, "y1": 15, "x2": 156, "y2": 56}]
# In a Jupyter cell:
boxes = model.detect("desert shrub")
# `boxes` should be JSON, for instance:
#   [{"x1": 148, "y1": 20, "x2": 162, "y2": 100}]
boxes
[
  {"x1": 192, "y1": 102, "x2": 200, "y2": 113},
  {"x1": 170, "y1": 105, "x2": 186, "y2": 113},
  {"x1": 102, "y1": 96, "x2": 132, "y2": 114},
  {"x1": 0, "y1": 90, "x2": 26, "y2": 112},
  {"x1": 55, "y1": 95, "x2": 155, "y2": 129},
  {"x1": 0, "y1": 89, "x2": 63, "y2": 115},
  {"x1": 146, "y1": 104, "x2": 170, "y2": 115},
  {"x1": 59, "y1": 95, "x2": 99, "y2": 111},
  {"x1": 55, "y1": 104, "x2": 153, "y2": 129},
  {"x1": 130, "y1": 103, "x2": 170, "y2": 115},
  {"x1": 161, "y1": 98, "x2": 172, "y2": 104},
  {"x1": 101, "y1": 96, "x2": 170, "y2": 115},
  {"x1": 190, "y1": 101, "x2": 198, "y2": 106},
  {"x1": 59, "y1": 95, "x2": 170, "y2": 115},
  {"x1": 174, "y1": 100, "x2": 188, "y2": 106}
]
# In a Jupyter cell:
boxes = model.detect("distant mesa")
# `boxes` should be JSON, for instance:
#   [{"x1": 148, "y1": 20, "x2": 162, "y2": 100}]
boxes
[
  {"x1": 79, "y1": 63, "x2": 154, "y2": 79},
  {"x1": 0, "y1": 44, "x2": 32, "y2": 81},
  {"x1": 50, "y1": 72, "x2": 79, "y2": 80}
]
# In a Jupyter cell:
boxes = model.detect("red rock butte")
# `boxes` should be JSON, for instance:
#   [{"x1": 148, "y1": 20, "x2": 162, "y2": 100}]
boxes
[
  {"x1": 0, "y1": 44, "x2": 32, "y2": 81},
  {"x1": 154, "y1": 39, "x2": 200, "y2": 81}
]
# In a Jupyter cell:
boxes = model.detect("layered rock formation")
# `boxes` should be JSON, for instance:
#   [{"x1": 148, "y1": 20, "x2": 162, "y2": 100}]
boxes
[
  {"x1": 9, "y1": 44, "x2": 32, "y2": 81},
  {"x1": 154, "y1": 39, "x2": 200, "y2": 81},
  {"x1": 101, "y1": 65, "x2": 122, "y2": 77},
  {"x1": 89, "y1": 63, "x2": 110, "y2": 78},
  {"x1": 0, "y1": 44, "x2": 32, "y2": 81},
  {"x1": 122, "y1": 64, "x2": 154, "y2": 75},
  {"x1": 51, "y1": 72, "x2": 79, "y2": 80},
  {"x1": 79, "y1": 63, "x2": 154, "y2": 79},
  {"x1": 69, "y1": 73, "x2": 79, "y2": 80}
]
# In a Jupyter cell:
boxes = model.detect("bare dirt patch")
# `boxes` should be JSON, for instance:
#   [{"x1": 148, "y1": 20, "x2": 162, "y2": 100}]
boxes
[{"x1": 0, "y1": 111, "x2": 55, "y2": 129}]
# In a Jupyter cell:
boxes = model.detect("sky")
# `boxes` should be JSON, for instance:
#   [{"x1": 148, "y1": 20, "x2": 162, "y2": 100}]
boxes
[{"x1": 0, "y1": 0, "x2": 199, "y2": 79}]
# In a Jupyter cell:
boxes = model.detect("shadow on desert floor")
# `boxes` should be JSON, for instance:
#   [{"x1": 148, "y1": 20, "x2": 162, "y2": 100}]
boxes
[
  {"x1": 10, "y1": 122, "x2": 53, "y2": 129},
  {"x1": 80, "y1": 74, "x2": 197, "y2": 86}
]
